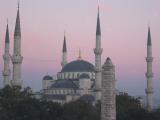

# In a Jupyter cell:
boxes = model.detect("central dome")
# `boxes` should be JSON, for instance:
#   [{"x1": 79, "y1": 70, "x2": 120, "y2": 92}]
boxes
[{"x1": 61, "y1": 60, "x2": 94, "y2": 72}]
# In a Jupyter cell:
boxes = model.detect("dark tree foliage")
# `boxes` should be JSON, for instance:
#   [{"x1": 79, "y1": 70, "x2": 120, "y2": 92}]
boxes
[
  {"x1": 116, "y1": 94, "x2": 160, "y2": 120},
  {"x1": 63, "y1": 100, "x2": 99, "y2": 120},
  {"x1": 116, "y1": 94, "x2": 146, "y2": 120},
  {"x1": 0, "y1": 86, "x2": 63, "y2": 120},
  {"x1": 0, "y1": 86, "x2": 160, "y2": 120}
]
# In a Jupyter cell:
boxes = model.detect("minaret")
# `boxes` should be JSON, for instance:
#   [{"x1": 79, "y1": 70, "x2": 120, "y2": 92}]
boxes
[
  {"x1": 61, "y1": 33, "x2": 67, "y2": 68},
  {"x1": 101, "y1": 58, "x2": 116, "y2": 120},
  {"x1": 145, "y1": 26, "x2": 154, "y2": 111},
  {"x1": 94, "y1": 7, "x2": 103, "y2": 101},
  {"x1": 11, "y1": 3, "x2": 23, "y2": 87},
  {"x1": 3, "y1": 21, "x2": 11, "y2": 86}
]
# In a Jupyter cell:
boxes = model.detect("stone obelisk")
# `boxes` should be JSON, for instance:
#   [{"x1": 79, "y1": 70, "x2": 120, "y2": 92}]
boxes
[{"x1": 101, "y1": 58, "x2": 116, "y2": 120}]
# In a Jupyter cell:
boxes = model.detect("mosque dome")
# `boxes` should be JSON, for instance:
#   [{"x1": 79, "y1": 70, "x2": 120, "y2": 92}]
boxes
[
  {"x1": 43, "y1": 75, "x2": 53, "y2": 80},
  {"x1": 61, "y1": 60, "x2": 94, "y2": 72}
]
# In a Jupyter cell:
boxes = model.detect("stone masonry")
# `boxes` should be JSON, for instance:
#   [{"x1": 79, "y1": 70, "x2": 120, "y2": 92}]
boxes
[{"x1": 101, "y1": 58, "x2": 116, "y2": 120}]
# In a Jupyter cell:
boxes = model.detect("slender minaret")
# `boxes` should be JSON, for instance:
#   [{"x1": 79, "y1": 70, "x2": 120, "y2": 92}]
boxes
[
  {"x1": 61, "y1": 33, "x2": 67, "y2": 68},
  {"x1": 101, "y1": 58, "x2": 116, "y2": 120},
  {"x1": 11, "y1": 3, "x2": 23, "y2": 87},
  {"x1": 94, "y1": 7, "x2": 103, "y2": 101},
  {"x1": 145, "y1": 26, "x2": 154, "y2": 111},
  {"x1": 3, "y1": 21, "x2": 11, "y2": 86}
]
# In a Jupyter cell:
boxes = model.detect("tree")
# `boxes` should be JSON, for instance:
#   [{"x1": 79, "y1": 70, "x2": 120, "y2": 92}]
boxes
[
  {"x1": 0, "y1": 86, "x2": 63, "y2": 120},
  {"x1": 116, "y1": 94, "x2": 147, "y2": 120},
  {"x1": 0, "y1": 86, "x2": 160, "y2": 120},
  {"x1": 63, "y1": 100, "x2": 99, "y2": 120}
]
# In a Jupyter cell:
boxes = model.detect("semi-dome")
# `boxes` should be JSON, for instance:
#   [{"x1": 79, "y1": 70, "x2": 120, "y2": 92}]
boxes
[
  {"x1": 43, "y1": 75, "x2": 53, "y2": 80},
  {"x1": 61, "y1": 60, "x2": 94, "y2": 72},
  {"x1": 50, "y1": 79, "x2": 78, "y2": 89},
  {"x1": 79, "y1": 74, "x2": 90, "y2": 79}
]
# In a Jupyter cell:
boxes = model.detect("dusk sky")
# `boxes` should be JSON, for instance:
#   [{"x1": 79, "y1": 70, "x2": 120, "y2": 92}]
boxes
[{"x1": 0, "y1": 0, "x2": 160, "y2": 99}]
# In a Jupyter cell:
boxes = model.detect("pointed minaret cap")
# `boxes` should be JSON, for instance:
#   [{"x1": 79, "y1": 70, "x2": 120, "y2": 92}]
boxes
[
  {"x1": 63, "y1": 32, "x2": 67, "y2": 52},
  {"x1": 5, "y1": 20, "x2": 10, "y2": 43},
  {"x1": 106, "y1": 57, "x2": 113, "y2": 65},
  {"x1": 14, "y1": 1, "x2": 21, "y2": 36},
  {"x1": 103, "y1": 57, "x2": 114, "y2": 68},
  {"x1": 96, "y1": 6, "x2": 101, "y2": 35},
  {"x1": 147, "y1": 26, "x2": 152, "y2": 46}
]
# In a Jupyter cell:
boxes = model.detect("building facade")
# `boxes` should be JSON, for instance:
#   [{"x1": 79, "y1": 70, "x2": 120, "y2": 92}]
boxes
[{"x1": 42, "y1": 8, "x2": 102, "y2": 104}]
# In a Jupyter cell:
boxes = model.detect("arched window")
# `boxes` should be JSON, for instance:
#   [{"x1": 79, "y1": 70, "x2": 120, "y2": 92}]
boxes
[
  {"x1": 63, "y1": 90, "x2": 65, "y2": 94},
  {"x1": 77, "y1": 73, "x2": 80, "y2": 78}
]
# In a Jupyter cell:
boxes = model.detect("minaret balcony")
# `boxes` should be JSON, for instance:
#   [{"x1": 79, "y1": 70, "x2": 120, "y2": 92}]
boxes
[
  {"x1": 94, "y1": 48, "x2": 103, "y2": 55},
  {"x1": 94, "y1": 88, "x2": 101, "y2": 91},
  {"x1": 3, "y1": 70, "x2": 10, "y2": 76},
  {"x1": 145, "y1": 88, "x2": 153, "y2": 94},
  {"x1": 94, "y1": 67, "x2": 102, "y2": 72},
  {"x1": 145, "y1": 72, "x2": 154, "y2": 78},
  {"x1": 11, "y1": 55, "x2": 23, "y2": 64},
  {"x1": 146, "y1": 57, "x2": 153, "y2": 62},
  {"x1": 3, "y1": 54, "x2": 10, "y2": 60}
]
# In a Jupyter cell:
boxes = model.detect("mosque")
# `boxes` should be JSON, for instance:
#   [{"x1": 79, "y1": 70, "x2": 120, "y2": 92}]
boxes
[
  {"x1": 42, "y1": 8, "x2": 102, "y2": 104},
  {"x1": 2, "y1": 3, "x2": 103, "y2": 104},
  {"x1": 2, "y1": 3, "x2": 154, "y2": 111}
]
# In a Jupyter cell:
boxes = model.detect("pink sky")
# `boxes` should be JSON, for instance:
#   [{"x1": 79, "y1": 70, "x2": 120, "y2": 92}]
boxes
[{"x1": 0, "y1": 0, "x2": 160, "y2": 98}]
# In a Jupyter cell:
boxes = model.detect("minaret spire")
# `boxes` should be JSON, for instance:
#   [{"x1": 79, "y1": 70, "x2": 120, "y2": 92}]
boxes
[
  {"x1": 14, "y1": 1, "x2": 21, "y2": 37},
  {"x1": 61, "y1": 32, "x2": 68, "y2": 68},
  {"x1": 94, "y1": 6, "x2": 103, "y2": 101},
  {"x1": 145, "y1": 26, "x2": 154, "y2": 111},
  {"x1": 18, "y1": 0, "x2": 19, "y2": 9},
  {"x1": 11, "y1": 3, "x2": 23, "y2": 87},
  {"x1": 5, "y1": 20, "x2": 9, "y2": 43},
  {"x1": 3, "y1": 21, "x2": 11, "y2": 86},
  {"x1": 147, "y1": 26, "x2": 151, "y2": 46},
  {"x1": 96, "y1": 6, "x2": 101, "y2": 35}
]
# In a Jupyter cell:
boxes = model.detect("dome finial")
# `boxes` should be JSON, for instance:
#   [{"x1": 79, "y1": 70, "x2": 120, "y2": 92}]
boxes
[{"x1": 78, "y1": 48, "x2": 82, "y2": 59}]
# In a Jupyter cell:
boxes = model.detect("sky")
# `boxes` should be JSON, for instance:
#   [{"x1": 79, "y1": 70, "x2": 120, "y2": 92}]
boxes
[{"x1": 0, "y1": 0, "x2": 160, "y2": 99}]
